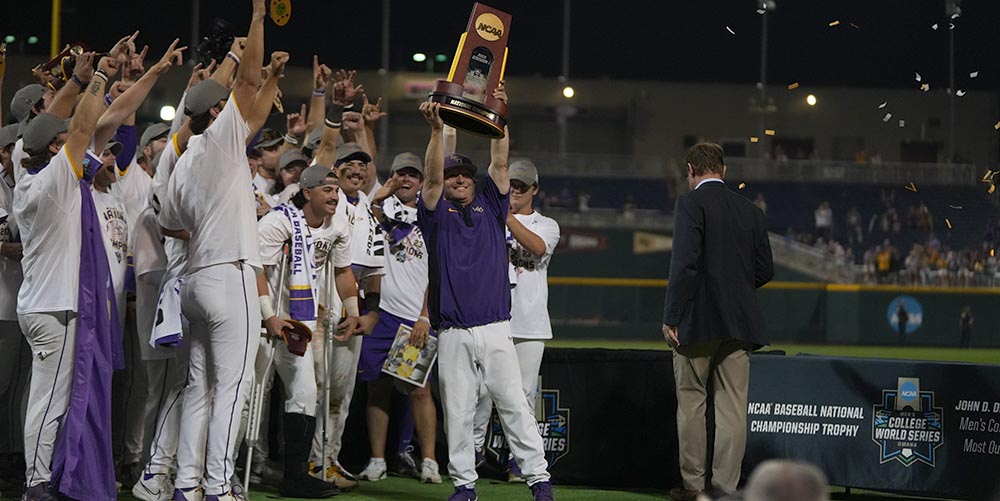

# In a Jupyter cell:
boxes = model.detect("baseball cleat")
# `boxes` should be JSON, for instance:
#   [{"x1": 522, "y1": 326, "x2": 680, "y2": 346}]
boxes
[
  {"x1": 172, "y1": 486, "x2": 205, "y2": 501},
  {"x1": 133, "y1": 472, "x2": 174, "y2": 501},
  {"x1": 448, "y1": 485, "x2": 478, "y2": 501},
  {"x1": 530, "y1": 480, "x2": 555, "y2": 501}
]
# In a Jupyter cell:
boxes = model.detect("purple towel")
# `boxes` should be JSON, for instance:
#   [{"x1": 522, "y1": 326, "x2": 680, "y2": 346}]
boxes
[{"x1": 50, "y1": 162, "x2": 123, "y2": 501}]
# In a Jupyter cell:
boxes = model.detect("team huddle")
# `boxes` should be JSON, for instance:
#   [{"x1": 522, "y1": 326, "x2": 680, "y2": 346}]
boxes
[{"x1": 0, "y1": 1, "x2": 561, "y2": 501}]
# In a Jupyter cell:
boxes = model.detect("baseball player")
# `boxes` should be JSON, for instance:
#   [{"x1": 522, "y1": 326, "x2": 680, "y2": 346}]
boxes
[
  {"x1": 472, "y1": 159, "x2": 561, "y2": 481},
  {"x1": 356, "y1": 152, "x2": 442, "y2": 484},
  {"x1": 416, "y1": 95, "x2": 554, "y2": 501},
  {"x1": 156, "y1": 2, "x2": 282, "y2": 494},
  {"x1": 255, "y1": 164, "x2": 362, "y2": 498}
]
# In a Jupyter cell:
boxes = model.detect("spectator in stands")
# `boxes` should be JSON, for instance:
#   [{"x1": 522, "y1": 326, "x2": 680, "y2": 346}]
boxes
[
  {"x1": 875, "y1": 241, "x2": 893, "y2": 282},
  {"x1": 576, "y1": 190, "x2": 590, "y2": 212},
  {"x1": 846, "y1": 207, "x2": 862, "y2": 245},
  {"x1": 622, "y1": 194, "x2": 636, "y2": 220},
  {"x1": 743, "y1": 459, "x2": 829, "y2": 501},
  {"x1": 813, "y1": 202, "x2": 833, "y2": 242},
  {"x1": 754, "y1": 193, "x2": 767, "y2": 215},
  {"x1": 960, "y1": 306, "x2": 974, "y2": 348}
]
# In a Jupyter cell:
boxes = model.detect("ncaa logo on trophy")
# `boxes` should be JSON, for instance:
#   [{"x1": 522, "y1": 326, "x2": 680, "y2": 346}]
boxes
[{"x1": 428, "y1": 3, "x2": 512, "y2": 138}]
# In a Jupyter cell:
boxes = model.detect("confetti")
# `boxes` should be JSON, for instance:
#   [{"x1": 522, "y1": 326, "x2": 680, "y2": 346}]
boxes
[
  {"x1": 878, "y1": 101, "x2": 887, "y2": 109},
  {"x1": 905, "y1": 182, "x2": 917, "y2": 192},
  {"x1": 951, "y1": 13, "x2": 960, "y2": 19},
  {"x1": 982, "y1": 169, "x2": 994, "y2": 182},
  {"x1": 850, "y1": 23, "x2": 861, "y2": 29},
  {"x1": 970, "y1": 71, "x2": 979, "y2": 78},
  {"x1": 915, "y1": 72, "x2": 922, "y2": 82},
  {"x1": 920, "y1": 83, "x2": 930, "y2": 92},
  {"x1": 787, "y1": 82, "x2": 800, "y2": 90},
  {"x1": 828, "y1": 20, "x2": 840, "y2": 27},
  {"x1": 750, "y1": 136, "x2": 760, "y2": 143},
  {"x1": 956, "y1": 90, "x2": 966, "y2": 97},
  {"x1": 764, "y1": 129, "x2": 776, "y2": 136},
  {"x1": 726, "y1": 26, "x2": 736, "y2": 35},
  {"x1": 949, "y1": 23, "x2": 955, "y2": 30},
  {"x1": 995, "y1": 121, "x2": 1000, "y2": 130},
  {"x1": 756, "y1": 8, "x2": 766, "y2": 14},
  {"x1": 991, "y1": 185, "x2": 997, "y2": 194},
  {"x1": 992, "y1": 249, "x2": 996, "y2": 257},
  {"x1": 882, "y1": 113, "x2": 892, "y2": 122},
  {"x1": 899, "y1": 120, "x2": 905, "y2": 128},
  {"x1": 949, "y1": 205, "x2": 964, "y2": 210},
  {"x1": 931, "y1": 23, "x2": 939, "y2": 30},
  {"x1": 739, "y1": 183, "x2": 747, "y2": 189},
  {"x1": 946, "y1": 218, "x2": 952, "y2": 229}
]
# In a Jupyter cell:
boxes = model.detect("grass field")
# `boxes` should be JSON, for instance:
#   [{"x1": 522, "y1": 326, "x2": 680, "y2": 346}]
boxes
[{"x1": 1, "y1": 340, "x2": 977, "y2": 500}]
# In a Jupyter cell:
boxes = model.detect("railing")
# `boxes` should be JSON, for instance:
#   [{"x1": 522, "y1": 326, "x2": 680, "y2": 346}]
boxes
[
  {"x1": 727, "y1": 158, "x2": 979, "y2": 186},
  {"x1": 768, "y1": 233, "x2": 857, "y2": 282},
  {"x1": 545, "y1": 208, "x2": 670, "y2": 230}
]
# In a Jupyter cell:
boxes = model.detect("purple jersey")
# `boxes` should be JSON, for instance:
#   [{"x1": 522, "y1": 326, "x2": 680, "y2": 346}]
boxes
[{"x1": 418, "y1": 176, "x2": 511, "y2": 330}]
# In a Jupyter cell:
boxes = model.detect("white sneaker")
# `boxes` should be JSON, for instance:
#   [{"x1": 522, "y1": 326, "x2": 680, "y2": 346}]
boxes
[
  {"x1": 132, "y1": 473, "x2": 174, "y2": 501},
  {"x1": 357, "y1": 458, "x2": 387, "y2": 481},
  {"x1": 420, "y1": 458, "x2": 442, "y2": 484}
]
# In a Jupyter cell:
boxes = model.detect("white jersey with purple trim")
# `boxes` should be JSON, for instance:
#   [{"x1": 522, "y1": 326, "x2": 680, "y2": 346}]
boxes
[
  {"x1": 0, "y1": 170, "x2": 21, "y2": 320},
  {"x1": 311, "y1": 211, "x2": 353, "y2": 300},
  {"x1": 378, "y1": 196, "x2": 427, "y2": 322},
  {"x1": 508, "y1": 211, "x2": 560, "y2": 340}
]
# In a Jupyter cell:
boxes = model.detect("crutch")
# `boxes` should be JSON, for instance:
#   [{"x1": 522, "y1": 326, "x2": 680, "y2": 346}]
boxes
[
  {"x1": 244, "y1": 243, "x2": 288, "y2": 489},
  {"x1": 320, "y1": 260, "x2": 337, "y2": 476}
]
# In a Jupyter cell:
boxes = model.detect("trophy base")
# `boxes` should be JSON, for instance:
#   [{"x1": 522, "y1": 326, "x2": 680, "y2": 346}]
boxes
[{"x1": 428, "y1": 81, "x2": 508, "y2": 138}]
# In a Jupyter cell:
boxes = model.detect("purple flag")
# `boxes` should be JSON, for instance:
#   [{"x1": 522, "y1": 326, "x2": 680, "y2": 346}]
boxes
[{"x1": 50, "y1": 172, "x2": 123, "y2": 501}]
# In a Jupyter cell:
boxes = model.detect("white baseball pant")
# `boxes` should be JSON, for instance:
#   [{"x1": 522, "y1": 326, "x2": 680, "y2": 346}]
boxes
[
  {"x1": 114, "y1": 300, "x2": 150, "y2": 465},
  {"x1": 0, "y1": 320, "x2": 30, "y2": 456},
  {"x1": 18, "y1": 311, "x2": 77, "y2": 488},
  {"x1": 141, "y1": 344, "x2": 190, "y2": 476},
  {"x1": 472, "y1": 338, "x2": 546, "y2": 449},
  {"x1": 310, "y1": 332, "x2": 362, "y2": 463},
  {"x1": 174, "y1": 262, "x2": 258, "y2": 496},
  {"x1": 438, "y1": 321, "x2": 549, "y2": 488}
]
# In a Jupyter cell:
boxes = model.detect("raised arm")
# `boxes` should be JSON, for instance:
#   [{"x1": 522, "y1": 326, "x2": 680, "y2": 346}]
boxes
[
  {"x1": 488, "y1": 87, "x2": 510, "y2": 195},
  {"x1": 419, "y1": 102, "x2": 444, "y2": 210},
  {"x1": 66, "y1": 54, "x2": 114, "y2": 167},
  {"x1": 245, "y1": 51, "x2": 288, "y2": 137},
  {"x1": 308, "y1": 56, "x2": 332, "y2": 134},
  {"x1": 211, "y1": 37, "x2": 244, "y2": 89},
  {"x1": 361, "y1": 95, "x2": 387, "y2": 194},
  {"x1": 233, "y1": 0, "x2": 266, "y2": 120}
]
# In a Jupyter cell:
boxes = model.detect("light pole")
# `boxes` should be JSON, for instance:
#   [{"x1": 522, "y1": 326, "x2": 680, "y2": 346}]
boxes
[
  {"x1": 557, "y1": 0, "x2": 572, "y2": 157},
  {"x1": 756, "y1": 0, "x2": 776, "y2": 158},
  {"x1": 946, "y1": 0, "x2": 961, "y2": 164}
]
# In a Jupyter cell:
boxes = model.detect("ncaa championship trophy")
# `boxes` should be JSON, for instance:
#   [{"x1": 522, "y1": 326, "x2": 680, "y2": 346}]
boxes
[{"x1": 428, "y1": 3, "x2": 511, "y2": 138}]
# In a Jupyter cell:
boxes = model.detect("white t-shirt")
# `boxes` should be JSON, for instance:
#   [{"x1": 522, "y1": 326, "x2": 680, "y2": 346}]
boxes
[
  {"x1": 337, "y1": 188, "x2": 385, "y2": 270},
  {"x1": 14, "y1": 147, "x2": 83, "y2": 313},
  {"x1": 141, "y1": 132, "x2": 184, "y2": 281},
  {"x1": 133, "y1": 205, "x2": 167, "y2": 278},
  {"x1": 253, "y1": 173, "x2": 276, "y2": 198},
  {"x1": 311, "y1": 211, "x2": 353, "y2": 312},
  {"x1": 12, "y1": 138, "x2": 27, "y2": 184},
  {"x1": 111, "y1": 157, "x2": 152, "y2": 248},
  {"x1": 257, "y1": 209, "x2": 300, "y2": 318},
  {"x1": 508, "y1": 211, "x2": 560, "y2": 340},
  {"x1": 379, "y1": 196, "x2": 428, "y2": 321},
  {"x1": 158, "y1": 96, "x2": 260, "y2": 273},
  {"x1": 92, "y1": 187, "x2": 129, "y2": 317},
  {"x1": 0, "y1": 170, "x2": 22, "y2": 320}
]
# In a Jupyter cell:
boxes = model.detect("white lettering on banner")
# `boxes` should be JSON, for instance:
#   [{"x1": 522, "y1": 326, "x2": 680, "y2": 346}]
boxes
[{"x1": 749, "y1": 402, "x2": 865, "y2": 439}]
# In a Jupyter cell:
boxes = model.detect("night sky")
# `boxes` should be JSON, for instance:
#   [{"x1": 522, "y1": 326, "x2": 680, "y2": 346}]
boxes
[{"x1": 5, "y1": 0, "x2": 1000, "y2": 90}]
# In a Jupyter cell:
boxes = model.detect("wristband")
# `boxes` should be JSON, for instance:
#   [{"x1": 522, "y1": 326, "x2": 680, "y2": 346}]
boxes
[
  {"x1": 363, "y1": 292, "x2": 380, "y2": 313},
  {"x1": 312, "y1": 88, "x2": 326, "y2": 97},
  {"x1": 326, "y1": 103, "x2": 344, "y2": 122},
  {"x1": 343, "y1": 103, "x2": 355, "y2": 112},
  {"x1": 324, "y1": 118, "x2": 342, "y2": 129},
  {"x1": 105, "y1": 94, "x2": 114, "y2": 107},
  {"x1": 418, "y1": 315, "x2": 430, "y2": 324},
  {"x1": 343, "y1": 296, "x2": 360, "y2": 318},
  {"x1": 283, "y1": 134, "x2": 300, "y2": 146},
  {"x1": 93, "y1": 70, "x2": 109, "y2": 83},
  {"x1": 226, "y1": 51, "x2": 241, "y2": 66},
  {"x1": 259, "y1": 295, "x2": 276, "y2": 320},
  {"x1": 70, "y1": 74, "x2": 87, "y2": 88}
]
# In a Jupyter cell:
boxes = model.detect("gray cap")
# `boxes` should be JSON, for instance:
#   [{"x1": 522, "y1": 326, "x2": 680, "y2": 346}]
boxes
[
  {"x1": 303, "y1": 128, "x2": 323, "y2": 152},
  {"x1": 509, "y1": 160, "x2": 539, "y2": 186},
  {"x1": 140, "y1": 123, "x2": 171, "y2": 147},
  {"x1": 0, "y1": 124, "x2": 19, "y2": 149},
  {"x1": 299, "y1": 164, "x2": 339, "y2": 189},
  {"x1": 11, "y1": 84, "x2": 47, "y2": 123},
  {"x1": 279, "y1": 149, "x2": 309, "y2": 170},
  {"x1": 102, "y1": 141, "x2": 124, "y2": 157},
  {"x1": 390, "y1": 152, "x2": 423, "y2": 175},
  {"x1": 21, "y1": 113, "x2": 68, "y2": 155},
  {"x1": 184, "y1": 80, "x2": 230, "y2": 116},
  {"x1": 335, "y1": 142, "x2": 371, "y2": 166},
  {"x1": 255, "y1": 129, "x2": 284, "y2": 150}
]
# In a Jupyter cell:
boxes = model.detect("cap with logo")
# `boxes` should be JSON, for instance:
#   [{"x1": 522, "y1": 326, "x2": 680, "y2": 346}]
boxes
[
  {"x1": 443, "y1": 153, "x2": 478, "y2": 177},
  {"x1": 279, "y1": 149, "x2": 309, "y2": 170},
  {"x1": 184, "y1": 80, "x2": 230, "y2": 117},
  {"x1": 335, "y1": 143, "x2": 372, "y2": 167},
  {"x1": 140, "y1": 123, "x2": 171, "y2": 147},
  {"x1": 390, "y1": 152, "x2": 423, "y2": 175},
  {"x1": 0, "y1": 124, "x2": 19, "y2": 149},
  {"x1": 21, "y1": 113, "x2": 69, "y2": 155},
  {"x1": 508, "y1": 160, "x2": 539, "y2": 186},
  {"x1": 11, "y1": 84, "x2": 47, "y2": 123},
  {"x1": 299, "y1": 164, "x2": 339, "y2": 190}
]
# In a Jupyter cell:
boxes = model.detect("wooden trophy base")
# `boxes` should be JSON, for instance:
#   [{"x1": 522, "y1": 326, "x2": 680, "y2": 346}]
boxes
[{"x1": 428, "y1": 81, "x2": 508, "y2": 138}]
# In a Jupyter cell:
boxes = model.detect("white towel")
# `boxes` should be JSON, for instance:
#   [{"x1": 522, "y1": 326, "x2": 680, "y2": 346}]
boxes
[{"x1": 151, "y1": 276, "x2": 184, "y2": 348}]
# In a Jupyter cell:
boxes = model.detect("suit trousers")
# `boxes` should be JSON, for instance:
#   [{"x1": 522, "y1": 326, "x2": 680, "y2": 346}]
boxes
[{"x1": 672, "y1": 340, "x2": 750, "y2": 494}]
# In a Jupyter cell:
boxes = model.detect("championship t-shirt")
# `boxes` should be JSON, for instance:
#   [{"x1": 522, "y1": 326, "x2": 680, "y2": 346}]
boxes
[
  {"x1": 14, "y1": 146, "x2": 83, "y2": 313},
  {"x1": 311, "y1": 211, "x2": 352, "y2": 313},
  {"x1": 0, "y1": 170, "x2": 21, "y2": 320},
  {"x1": 92, "y1": 187, "x2": 129, "y2": 319},
  {"x1": 158, "y1": 95, "x2": 260, "y2": 273},
  {"x1": 337, "y1": 188, "x2": 385, "y2": 270},
  {"x1": 111, "y1": 156, "x2": 152, "y2": 246},
  {"x1": 417, "y1": 176, "x2": 511, "y2": 330},
  {"x1": 508, "y1": 211, "x2": 560, "y2": 340},
  {"x1": 379, "y1": 196, "x2": 428, "y2": 322}
]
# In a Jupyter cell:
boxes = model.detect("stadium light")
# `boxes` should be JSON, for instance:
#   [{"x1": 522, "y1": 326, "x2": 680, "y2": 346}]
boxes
[
  {"x1": 3, "y1": 35, "x2": 14, "y2": 43},
  {"x1": 412, "y1": 52, "x2": 427, "y2": 63},
  {"x1": 27, "y1": 36, "x2": 39, "y2": 45},
  {"x1": 160, "y1": 105, "x2": 176, "y2": 121},
  {"x1": 434, "y1": 53, "x2": 448, "y2": 63},
  {"x1": 806, "y1": 94, "x2": 817, "y2": 106},
  {"x1": 562, "y1": 86, "x2": 575, "y2": 99}
]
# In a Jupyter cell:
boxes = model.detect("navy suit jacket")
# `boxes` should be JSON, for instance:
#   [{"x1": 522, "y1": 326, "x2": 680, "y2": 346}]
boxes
[{"x1": 662, "y1": 180, "x2": 774, "y2": 347}]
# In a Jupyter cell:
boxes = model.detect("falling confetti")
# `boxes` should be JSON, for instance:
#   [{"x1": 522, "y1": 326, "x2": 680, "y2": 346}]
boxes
[
  {"x1": 905, "y1": 182, "x2": 917, "y2": 192},
  {"x1": 787, "y1": 82, "x2": 800, "y2": 90},
  {"x1": 920, "y1": 83, "x2": 930, "y2": 92},
  {"x1": 899, "y1": 120, "x2": 906, "y2": 128},
  {"x1": 739, "y1": 183, "x2": 747, "y2": 189},
  {"x1": 878, "y1": 101, "x2": 887, "y2": 109},
  {"x1": 828, "y1": 20, "x2": 840, "y2": 27},
  {"x1": 915, "y1": 72, "x2": 922, "y2": 82},
  {"x1": 970, "y1": 71, "x2": 979, "y2": 78},
  {"x1": 850, "y1": 23, "x2": 861, "y2": 29},
  {"x1": 949, "y1": 23, "x2": 955, "y2": 30},
  {"x1": 991, "y1": 185, "x2": 997, "y2": 194},
  {"x1": 726, "y1": 26, "x2": 736, "y2": 35},
  {"x1": 992, "y1": 249, "x2": 996, "y2": 257},
  {"x1": 932, "y1": 23, "x2": 939, "y2": 30},
  {"x1": 951, "y1": 13, "x2": 960, "y2": 19},
  {"x1": 946, "y1": 218, "x2": 952, "y2": 229},
  {"x1": 756, "y1": 8, "x2": 766, "y2": 14},
  {"x1": 882, "y1": 113, "x2": 892, "y2": 122},
  {"x1": 764, "y1": 129, "x2": 776, "y2": 136},
  {"x1": 957, "y1": 90, "x2": 966, "y2": 97},
  {"x1": 750, "y1": 136, "x2": 760, "y2": 143},
  {"x1": 982, "y1": 169, "x2": 994, "y2": 182},
  {"x1": 949, "y1": 205, "x2": 964, "y2": 210},
  {"x1": 994, "y1": 121, "x2": 1000, "y2": 130}
]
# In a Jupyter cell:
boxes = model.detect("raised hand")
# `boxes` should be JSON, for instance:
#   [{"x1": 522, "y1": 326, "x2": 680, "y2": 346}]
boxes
[
  {"x1": 313, "y1": 56, "x2": 332, "y2": 91},
  {"x1": 286, "y1": 103, "x2": 307, "y2": 136},
  {"x1": 332, "y1": 69, "x2": 362, "y2": 106},
  {"x1": 109, "y1": 31, "x2": 140, "y2": 65},
  {"x1": 230, "y1": 37, "x2": 247, "y2": 58},
  {"x1": 123, "y1": 45, "x2": 148, "y2": 83},
  {"x1": 73, "y1": 51, "x2": 96, "y2": 84},
  {"x1": 187, "y1": 60, "x2": 216, "y2": 90},
  {"x1": 362, "y1": 95, "x2": 387, "y2": 125},
  {"x1": 149, "y1": 38, "x2": 187, "y2": 76},
  {"x1": 492, "y1": 81, "x2": 508, "y2": 104},
  {"x1": 371, "y1": 174, "x2": 402, "y2": 205},
  {"x1": 269, "y1": 51, "x2": 290, "y2": 79},
  {"x1": 419, "y1": 102, "x2": 444, "y2": 131},
  {"x1": 108, "y1": 81, "x2": 133, "y2": 101},
  {"x1": 341, "y1": 111, "x2": 364, "y2": 132}
]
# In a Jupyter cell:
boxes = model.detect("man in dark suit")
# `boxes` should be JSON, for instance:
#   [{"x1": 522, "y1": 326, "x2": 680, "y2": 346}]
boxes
[{"x1": 662, "y1": 143, "x2": 774, "y2": 500}]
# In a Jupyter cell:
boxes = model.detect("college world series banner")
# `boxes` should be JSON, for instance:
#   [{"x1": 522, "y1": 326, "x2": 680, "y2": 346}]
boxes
[{"x1": 744, "y1": 355, "x2": 1000, "y2": 500}]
